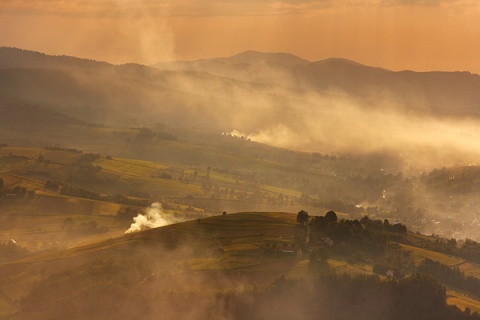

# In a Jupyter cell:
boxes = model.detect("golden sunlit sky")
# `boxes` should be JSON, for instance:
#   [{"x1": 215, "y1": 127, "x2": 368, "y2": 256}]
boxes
[{"x1": 1, "y1": 0, "x2": 480, "y2": 73}]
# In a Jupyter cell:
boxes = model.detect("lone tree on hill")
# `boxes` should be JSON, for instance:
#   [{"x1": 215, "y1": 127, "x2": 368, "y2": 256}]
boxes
[
  {"x1": 325, "y1": 210, "x2": 338, "y2": 223},
  {"x1": 297, "y1": 210, "x2": 309, "y2": 225}
]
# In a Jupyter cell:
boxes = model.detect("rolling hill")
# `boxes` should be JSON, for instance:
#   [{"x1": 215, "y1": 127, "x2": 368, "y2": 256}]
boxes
[{"x1": 2, "y1": 211, "x2": 480, "y2": 319}]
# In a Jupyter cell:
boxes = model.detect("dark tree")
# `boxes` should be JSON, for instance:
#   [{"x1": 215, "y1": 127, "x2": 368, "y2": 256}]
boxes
[
  {"x1": 296, "y1": 210, "x2": 309, "y2": 225},
  {"x1": 0, "y1": 178, "x2": 3, "y2": 191},
  {"x1": 311, "y1": 215, "x2": 327, "y2": 230},
  {"x1": 325, "y1": 210, "x2": 338, "y2": 223}
]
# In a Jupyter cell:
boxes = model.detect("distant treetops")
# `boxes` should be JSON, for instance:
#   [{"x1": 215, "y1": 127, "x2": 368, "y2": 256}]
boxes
[
  {"x1": 297, "y1": 209, "x2": 338, "y2": 225},
  {"x1": 296, "y1": 209, "x2": 309, "y2": 224},
  {"x1": 297, "y1": 209, "x2": 406, "y2": 234}
]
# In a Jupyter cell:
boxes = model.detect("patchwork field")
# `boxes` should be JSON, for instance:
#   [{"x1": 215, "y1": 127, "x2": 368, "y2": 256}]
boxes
[{"x1": 398, "y1": 243, "x2": 465, "y2": 267}]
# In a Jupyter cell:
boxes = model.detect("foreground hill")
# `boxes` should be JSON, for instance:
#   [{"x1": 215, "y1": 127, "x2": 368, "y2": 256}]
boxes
[
  {"x1": 0, "y1": 212, "x2": 302, "y2": 319},
  {"x1": 2, "y1": 211, "x2": 480, "y2": 319}
]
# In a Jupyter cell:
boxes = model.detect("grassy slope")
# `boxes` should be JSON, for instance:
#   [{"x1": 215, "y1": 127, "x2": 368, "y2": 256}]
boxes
[
  {"x1": 398, "y1": 243, "x2": 465, "y2": 267},
  {"x1": 394, "y1": 241, "x2": 480, "y2": 312},
  {"x1": 0, "y1": 212, "x2": 302, "y2": 317},
  {"x1": 0, "y1": 134, "x2": 319, "y2": 296},
  {"x1": 2, "y1": 212, "x2": 480, "y2": 317}
]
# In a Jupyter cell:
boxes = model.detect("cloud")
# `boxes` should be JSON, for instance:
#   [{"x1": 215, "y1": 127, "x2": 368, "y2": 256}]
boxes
[
  {"x1": 381, "y1": 0, "x2": 456, "y2": 5},
  {"x1": 217, "y1": 83, "x2": 480, "y2": 172},
  {"x1": 1, "y1": 0, "x2": 477, "y2": 18},
  {"x1": 378, "y1": 0, "x2": 480, "y2": 12},
  {"x1": 0, "y1": 0, "x2": 362, "y2": 18}
]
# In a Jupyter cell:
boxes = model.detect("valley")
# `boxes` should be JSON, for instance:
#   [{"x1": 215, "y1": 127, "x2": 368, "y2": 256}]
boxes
[{"x1": 2, "y1": 47, "x2": 480, "y2": 319}]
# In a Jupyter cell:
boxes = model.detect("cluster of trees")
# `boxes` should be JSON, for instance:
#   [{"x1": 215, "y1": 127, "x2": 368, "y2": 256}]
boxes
[
  {"x1": 405, "y1": 235, "x2": 458, "y2": 256},
  {"x1": 60, "y1": 184, "x2": 102, "y2": 200},
  {"x1": 44, "y1": 146, "x2": 82, "y2": 153},
  {"x1": 0, "y1": 179, "x2": 36, "y2": 201},
  {"x1": 300, "y1": 210, "x2": 407, "y2": 258},
  {"x1": 230, "y1": 273, "x2": 479, "y2": 320},
  {"x1": 60, "y1": 184, "x2": 149, "y2": 207},
  {"x1": 404, "y1": 236, "x2": 480, "y2": 267},
  {"x1": 76, "y1": 153, "x2": 101, "y2": 163},
  {"x1": 418, "y1": 258, "x2": 480, "y2": 298},
  {"x1": 298, "y1": 210, "x2": 408, "y2": 238},
  {"x1": 134, "y1": 128, "x2": 177, "y2": 142},
  {"x1": 301, "y1": 209, "x2": 480, "y2": 294},
  {"x1": 421, "y1": 166, "x2": 480, "y2": 194},
  {"x1": 372, "y1": 243, "x2": 416, "y2": 278},
  {"x1": 0, "y1": 186, "x2": 34, "y2": 199},
  {"x1": 459, "y1": 239, "x2": 480, "y2": 264},
  {"x1": 360, "y1": 215, "x2": 407, "y2": 234},
  {"x1": 299, "y1": 210, "x2": 414, "y2": 274},
  {"x1": 58, "y1": 153, "x2": 104, "y2": 183},
  {"x1": 67, "y1": 164, "x2": 105, "y2": 183}
]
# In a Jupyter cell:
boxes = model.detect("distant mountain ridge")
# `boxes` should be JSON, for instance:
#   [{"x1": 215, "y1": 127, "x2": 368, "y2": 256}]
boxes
[
  {"x1": 0, "y1": 47, "x2": 111, "y2": 70},
  {"x1": 222, "y1": 50, "x2": 310, "y2": 66},
  {"x1": 2, "y1": 46, "x2": 480, "y2": 162},
  {"x1": 152, "y1": 49, "x2": 480, "y2": 117}
]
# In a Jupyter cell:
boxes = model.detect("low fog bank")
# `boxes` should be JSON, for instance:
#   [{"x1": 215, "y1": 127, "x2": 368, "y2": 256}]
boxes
[
  {"x1": 152, "y1": 53, "x2": 480, "y2": 173},
  {"x1": 224, "y1": 91, "x2": 480, "y2": 174},
  {"x1": 3, "y1": 48, "x2": 480, "y2": 173},
  {"x1": 151, "y1": 62, "x2": 480, "y2": 174}
]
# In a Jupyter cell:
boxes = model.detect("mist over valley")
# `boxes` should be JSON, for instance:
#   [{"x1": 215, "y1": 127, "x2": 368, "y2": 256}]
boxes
[{"x1": 3, "y1": 47, "x2": 480, "y2": 319}]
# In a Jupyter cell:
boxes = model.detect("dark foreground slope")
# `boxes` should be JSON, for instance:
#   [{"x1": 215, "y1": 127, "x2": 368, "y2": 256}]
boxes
[
  {"x1": 1, "y1": 212, "x2": 480, "y2": 320},
  {"x1": 0, "y1": 212, "x2": 301, "y2": 319}
]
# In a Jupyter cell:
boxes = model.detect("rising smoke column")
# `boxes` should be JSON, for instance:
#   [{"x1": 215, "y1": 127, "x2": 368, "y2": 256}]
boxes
[{"x1": 125, "y1": 202, "x2": 178, "y2": 233}]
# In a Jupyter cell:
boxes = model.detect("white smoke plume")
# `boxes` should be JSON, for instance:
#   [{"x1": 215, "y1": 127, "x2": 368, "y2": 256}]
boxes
[{"x1": 125, "y1": 202, "x2": 178, "y2": 233}]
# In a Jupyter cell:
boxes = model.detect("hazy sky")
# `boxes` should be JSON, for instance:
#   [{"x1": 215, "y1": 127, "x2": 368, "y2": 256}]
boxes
[{"x1": 1, "y1": 0, "x2": 480, "y2": 73}]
